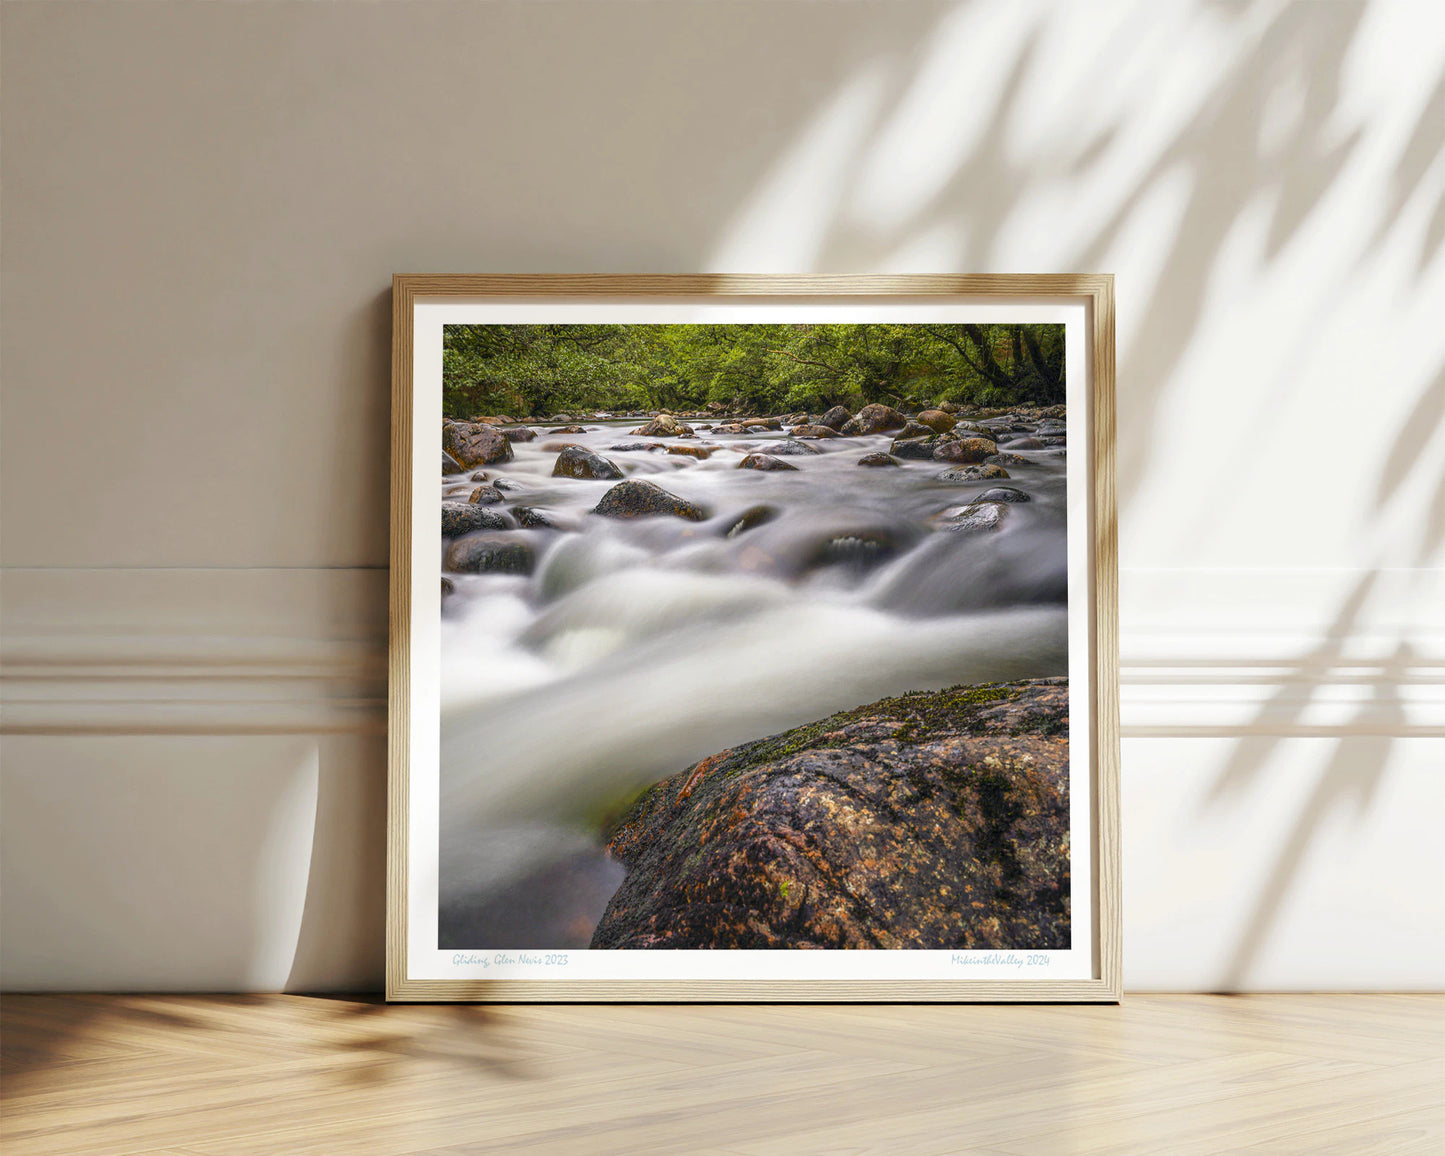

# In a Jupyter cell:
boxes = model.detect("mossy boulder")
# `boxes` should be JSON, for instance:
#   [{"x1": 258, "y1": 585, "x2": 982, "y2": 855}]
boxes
[
  {"x1": 591, "y1": 678, "x2": 1070, "y2": 950},
  {"x1": 818, "y1": 405, "x2": 852, "y2": 431}
]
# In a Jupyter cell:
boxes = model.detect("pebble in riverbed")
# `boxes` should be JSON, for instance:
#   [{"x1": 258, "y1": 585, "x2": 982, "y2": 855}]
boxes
[{"x1": 857, "y1": 452, "x2": 901, "y2": 467}]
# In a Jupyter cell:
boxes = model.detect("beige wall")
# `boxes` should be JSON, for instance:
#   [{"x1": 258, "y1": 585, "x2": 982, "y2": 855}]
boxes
[{"x1": 3, "y1": 0, "x2": 1443, "y2": 990}]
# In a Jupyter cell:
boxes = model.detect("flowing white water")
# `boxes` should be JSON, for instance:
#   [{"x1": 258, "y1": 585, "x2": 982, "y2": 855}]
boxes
[{"x1": 437, "y1": 417, "x2": 1068, "y2": 947}]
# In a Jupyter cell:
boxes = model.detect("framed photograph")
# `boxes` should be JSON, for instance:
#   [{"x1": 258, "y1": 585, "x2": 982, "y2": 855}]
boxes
[{"x1": 388, "y1": 275, "x2": 1118, "y2": 1001}]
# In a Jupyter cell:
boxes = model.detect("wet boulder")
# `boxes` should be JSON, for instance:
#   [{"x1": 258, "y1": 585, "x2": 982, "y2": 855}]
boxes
[
  {"x1": 552, "y1": 425, "x2": 589, "y2": 434},
  {"x1": 985, "y1": 453, "x2": 1032, "y2": 467},
  {"x1": 553, "y1": 445, "x2": 625, "y2": 481},
  {"x1": 634, "y1": 414, "x2": 693, "y2": 438},
  {"x1": 609, "y1": 442, "x2": 667, "y2": 453},
  {"x1": 443, "y1": 420, "x2": 515, "y2": 468},
  {"x1": 853, "y1": 403, "x2": 908, "y2": 434},
  {"x1": 443, "y1": 533, "x2": 535, "y2": 574},
  {"x1": 895, "y1": 421, "x2": 934, "y2": 441},
  {"x1": 443, "y1": 450, "x2": 466, "y2": 475},
  {"x1": 594, "y1": 479, "x2": 707, "y2": 521},
  {"x1": 749, "y1": 440, "x2": 820, "y2": 456},
  {"x1": 939, "y1": 464, "x2": 1010, "y2": 482},
  {"x1": 935, "y1": 438, "x2": 998, "y2": 464},
  {"x1": 917, "y1": 409, "x2": 957, "y2": 433},
  {"x1": 723, "y1": 504, "x2": 778, "y2": 538},
  {"x1": 441, "y1": 502, "x2": 509, "y2": 536},
  {"x1": 468, "y1": 484, "x2": 505, "y2": 505},
  {"x1": 790, "y1": 425, "x2": 841, "y2": 439},
  {"x1": 502, "y1": 426, "x2": 538, "y2": 443},
  {"x1": 591, "y1": 679, "x2": 1070, "y2": 950},
  {"x1": 818, "y1": 405, "x2": 852, "y2": 431},
  {"x1": 738, "y1": 453, "x2": 799, "y2": 472},
  {"x1": 1002, "y1": 437, "x2": 1045, "y2": 450},
  {"x1": 857, "y1": 452, "x2": 901, "y2": 468},
  {"x1": 667, "y1": 444, "x2": 715, "y2": 459},
  {"x1": 511, "y1": 505, "x2": 556, "y2": 529},
  {"x1": 739, "y1": 417, "x2": 783, "y2": 431},
  {"x1": 976, "y1": 486, "x2": 1031, "y2": 503},
  {"x1": 939, "y1": 502, "x2": 1008, "y2": 533}
]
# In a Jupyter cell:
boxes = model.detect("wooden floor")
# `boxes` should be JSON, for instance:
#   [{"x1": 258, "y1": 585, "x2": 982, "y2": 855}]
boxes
[{"x1": 1, "y1": 995, "x2": 1440, "y2": 1155}]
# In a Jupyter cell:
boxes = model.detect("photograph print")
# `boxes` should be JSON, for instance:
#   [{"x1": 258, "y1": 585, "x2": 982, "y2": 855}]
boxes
[{"x1": 431, "y1": 317, "x2": 1079, "y2": 968}]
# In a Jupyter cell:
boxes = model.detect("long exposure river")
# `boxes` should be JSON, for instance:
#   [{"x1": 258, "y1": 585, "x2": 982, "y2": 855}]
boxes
[{"x1": 437, "y1": 416, "x2": 1069, "y2": 947}]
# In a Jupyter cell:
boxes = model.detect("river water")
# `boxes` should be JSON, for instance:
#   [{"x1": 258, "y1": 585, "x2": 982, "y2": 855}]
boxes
[{"x1": 437, "y1": 417, "x2": 1069, "y2": 948}]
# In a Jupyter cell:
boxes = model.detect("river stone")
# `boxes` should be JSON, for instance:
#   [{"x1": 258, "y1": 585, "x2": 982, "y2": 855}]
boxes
[
  {"x1": 443, "y1": 420, "x2": 515, "y2": 468},
  {"x1": 889, "y1": 435, "x2": 946, "y2": 461},
  {"x1": 502, "y1": 426, "x2": 537, "y2": 443},
  {"x1": 818, "y1": 405, "x2": 852, "y2": 430},
  {"x1": 443, "y1": 451, "x2": 466, "y2": 475},
  {"x1": 444, "y1": 533, "x2": 535, "y2": 574},
  {"x1": 940, "y1": 502, "x2": 1008, "y2": 533},
  {"x1": 938, "y1": 401, "x2": 961, "y2": 413},
  {"x1": 985, "y1": 453, "x2": 1032, "y2": 467},
  {"x1": 553, "y1": 445, "x2": 625, "y2": 481},
  {"x1": 977, "y1": 486, "x2": 1031, "y2": 503},
  {"x1": 790, "y1": 425, "x2": 841, "y2": 439},
  {"x1": 1002, "y1": 437, "x2": 1045, "y2": 450},
  {"x1": 738, "y1": 453, "x2": 798, "y2": 472},
  {"x1": 441, "y1": 502, "x2": 508, "y2": 536},
  {"x1": 591, "y1": 678, "x2": 1069, "y2": 950},
  {"x1": 750, "y1": 440, "x2": 820, "y2": 456},
  {"x1": 857, "y1": 452, "x2": 901, "y2": 467},
  {"x1": 551, "y1": 425, "x2": 588, "y2": 434},
  {"x1": 634, "y1": 414, "x2": 693, "y2": 437},
  {"x1": 667, "y1": 444, "x2": 715, "y2": 459},
  {"x1": 609, "y1": 442, "x2": 667, "y2": 452},
  {"x1": 594, "y1": 479, "x2": 707, "y2": 521},
  {"x1": 468, "y1": 484, "x2": 505, "y2": 505},
  {"x1": 511, "y1": 505, "x2": 555, "y2": 529},
  {"x1": 935, "y1": 438, "x2": 998, "y2": 464},
  {"x1": 895, "y1": 421, "x2": 934, "y2": 441},
  {"x1": 939, "y1": 464, "x2": 1010, "y2": 481},
  {"x1": 441, "y1": 576, "x2": 455, "y2": 597},
  {"x1": 723, "y1": 504, "x2": 778, "y2": 538},
  {"x1": 739, "y1": 417, "x2": 783, "y2": 431},
  {"x1": 853, "y1": 403, "x2": 908, "y2": 435},
  {"x1": 917, "y1": 409, "x2": 957, "y2": 433},
  {"x1": 1040, "y1": 437, "x2": 1066, "y2": 446}
]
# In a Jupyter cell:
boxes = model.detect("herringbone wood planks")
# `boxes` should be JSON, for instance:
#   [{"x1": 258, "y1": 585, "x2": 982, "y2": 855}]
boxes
[{"x1": 1, "y1": 995, "x2": 1439, "y2": 1155}]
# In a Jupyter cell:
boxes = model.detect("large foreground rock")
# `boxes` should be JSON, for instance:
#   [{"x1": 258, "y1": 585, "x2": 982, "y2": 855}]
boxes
[
  {"x1": 852, "y1": 403, "x2": 908, "y2": 435},
  {"x1": 594, "y1": 479, "x2": 707, "y2": 521},
  {"x1": 592, "y1": 678, "x2": 1069, "y2": 950},
  {"x1": 443, "y1": 420, "x2": 515, "y2": 468}
]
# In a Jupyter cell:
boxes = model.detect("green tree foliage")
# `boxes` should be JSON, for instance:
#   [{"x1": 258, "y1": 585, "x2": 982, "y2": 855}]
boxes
[{"x1": 441, "y1": 322, "x2": 1065, "y2": 418}]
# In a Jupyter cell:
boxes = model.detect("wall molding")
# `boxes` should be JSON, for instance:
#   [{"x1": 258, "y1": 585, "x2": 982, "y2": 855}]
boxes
[{"x1": 3, "y1": 565, "x2": 1441, "y2": 736}]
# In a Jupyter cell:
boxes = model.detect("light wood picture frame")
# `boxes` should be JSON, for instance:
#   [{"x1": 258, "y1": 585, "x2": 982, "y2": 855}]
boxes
[{"x1": 389, "y1": 274, "x2": 1118, "y2": 1002}]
